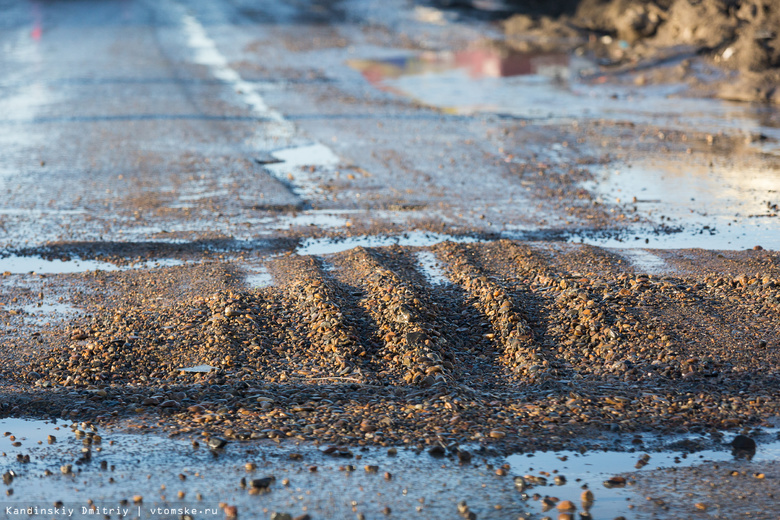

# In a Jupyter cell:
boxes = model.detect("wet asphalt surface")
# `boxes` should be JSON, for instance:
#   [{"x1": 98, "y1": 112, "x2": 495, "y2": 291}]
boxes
[{"x1": 2, "y1": 0, "x2": 780, "y2": 518}]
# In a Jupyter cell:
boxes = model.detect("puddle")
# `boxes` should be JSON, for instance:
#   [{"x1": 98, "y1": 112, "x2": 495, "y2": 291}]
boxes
[
  {"x1": 19, "y1": 302, "x2": 79, "y2": 324},
  {"x1": 296, "y1": 231, "x2": 480, "y2": 256},
  {"x1": 244, "y1": 209, "x2": 427, "y2": 234},
  {"x1": 265, "y1": 143, "x2": 341, "y2": 200},
  {"x1": 506, "y1": 431, "x2": 780, "y2": 519},
  {"x1": 616, "y1": 249, "x2": 669, "y2": 274},
  {"x1": 415, "y1": 250, "x2": 451, "y2": 285},
  {"x1": 1, "y1": 418, "x2": 778, "y2": 519},
  {"x1": 577, "y1": 159, "x2": 780, "y2": 250},
  {"x1": 0, "y1": 255, "x2": 186, "y2": 275},
  {"x1": 354, "y1": 47, "x2": 779, "y2": 131},
  {"x1": 244, "y1": 266, "x2": 274, "y2": 288},
  {"x1": 178, "y1": 364, "x2": 217, "y2": 373},
  {"x1": 271, "y1": 209, "x2": 356, "y2": 230},
  {"x1": 0, "y1": 255, "x2": 122, "y2": 274}
]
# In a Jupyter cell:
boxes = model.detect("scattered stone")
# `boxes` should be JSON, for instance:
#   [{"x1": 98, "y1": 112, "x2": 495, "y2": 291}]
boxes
[
  {"x1": 731, "y1": 435, "x2": 756, "y2": 452},
  {"x1": 457, "y1": 450, "x2": 472, "y2": 464},
  {"x1": 603, "y1": 476, "x2": 626, "y2": 488},
  {"x1": 557, "y1": 500, "x2": 576, "y2": 512},
  {"x1": 428, "y1": 445, "x2": 446, "y2": 457},
  {"x1": 250, "y1": 477, "x2": 276, "y2": 490},
  {"x1": 207, "y1": 437, "x2": 228, "y2": 450}
]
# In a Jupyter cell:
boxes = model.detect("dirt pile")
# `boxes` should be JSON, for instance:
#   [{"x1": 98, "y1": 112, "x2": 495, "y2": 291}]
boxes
[{"x1": 504, "y1": 0, "x2": 780, "y2": 103}]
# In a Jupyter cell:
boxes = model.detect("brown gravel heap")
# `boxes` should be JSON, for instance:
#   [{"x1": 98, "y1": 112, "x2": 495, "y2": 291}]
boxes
[{"x1": 2, "y1": 240, "x2": 779, "y2": 452}]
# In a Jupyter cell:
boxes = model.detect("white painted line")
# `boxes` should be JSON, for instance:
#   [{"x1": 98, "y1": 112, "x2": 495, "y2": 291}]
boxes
[{"x1": 179, "y1": 10, "x2": 344, "y2": 202}]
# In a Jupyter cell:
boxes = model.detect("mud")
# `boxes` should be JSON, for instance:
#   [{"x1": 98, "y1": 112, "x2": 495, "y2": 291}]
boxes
[{"x1": 503, "y1": 0, "x2": 780, "y2": 103}]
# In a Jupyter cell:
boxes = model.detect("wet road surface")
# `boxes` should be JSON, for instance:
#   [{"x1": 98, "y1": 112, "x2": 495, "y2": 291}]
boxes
[{"x1": 2, "y1": 0, "x2": 780, "y2": 518}]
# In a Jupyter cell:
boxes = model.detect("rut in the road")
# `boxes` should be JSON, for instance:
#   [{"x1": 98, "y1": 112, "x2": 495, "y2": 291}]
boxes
[
  {"x1": 268, "y1": 254, "x2": 380, "y2": 383},
  {"x1": 330, "y1": 247, "x2": 456, "y2": 387},
  {"x1": 433, "y1": 241, "x2": 549, "y2": 380}
]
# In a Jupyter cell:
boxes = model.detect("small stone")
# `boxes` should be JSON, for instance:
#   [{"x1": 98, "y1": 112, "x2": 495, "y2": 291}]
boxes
[
  {"x1": 224, "y1": 305, "x2": 242, "y2": 317},
  {"x1": 557, "y1": 500, "x2": 576, "y2": 512},
  {"x1": 207, "y1": 437, "x2": 228, "y2": 450},
  {"x1": 428, "y1": 445, "x2": 446, "y2": 457},
  {"x1": 384, "y1": 472, "x2": 392, "y2": 481},
  {"x1": 246, "y1": 462, "x2": 257, "y2": 471},
  {"x1": 581, "y1": 490, "x2": 594, "y2": 503},
  {"x1": 457, "y1": 450, "x2": 472, "y2": 464},
  {"x1": 2, "y1": 472, "x2": 12, "y2": 485},
  {"x1": 731, "y1": 435, "x2": 756, "y2": 452},
  {"x1": 382, "y1": 506, "x2": 391, "y2": 515},
  {"x1": 603, "y1": 476, "x2": 626, "y2": 488},
  {"x1": 554, "y1": 475, "x2": 567, "y2": 485},
  {"x1": 60, "y1": 465, "x2": 72, "y2": 475},
  {"x1": 251, "y1": 477, "x2": 275, "y2": 490},
  {"x1": 293, "y1": 515, "x2": 311, "y2": 520},
  {"x1": 132, "y1": 495, "x2": 143, "y2": 504},
  {"x1": 224, "y1": 505, "x2": 238, "y2": 519},
  {"x1": 488, "y1": 430, "x2": 506, "y2": 439},
  {"x1": 695, "y1": 502, "x2": 707, "y2": 511}
]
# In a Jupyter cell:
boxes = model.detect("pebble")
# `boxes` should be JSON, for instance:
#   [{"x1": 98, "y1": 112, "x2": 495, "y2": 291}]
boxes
[
  {"x1": 428, "y1": 445, "x2": 445, "y2": 457},
  {"x1": 603, "y1": 476, "x2": 626, "y2": 488},
  {"x1": 557, "y1": 500, "x2": 576, "y2": 512},
  {"x1": 251, "y1": 477, "x2": 276, "y2": 490},
  {"x1": 457, "y1": 450, "x2": 472, "y2": 464},
  {"x1": 730, "y1": 435, "x2": 756, "y2": 452},
  {"x1": 207, "y1": 437, "x2": 228, "y2": 450}
]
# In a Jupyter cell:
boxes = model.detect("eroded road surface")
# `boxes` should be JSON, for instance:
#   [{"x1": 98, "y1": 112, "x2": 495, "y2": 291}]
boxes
[{"x1": 1, "y1": 0, "x2": 780, "y2": 518}]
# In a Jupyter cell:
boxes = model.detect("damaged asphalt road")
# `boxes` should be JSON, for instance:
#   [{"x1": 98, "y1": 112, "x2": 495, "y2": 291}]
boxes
[{"x1": 1, "y1": 0, "x2": 780, "y2": 518}]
